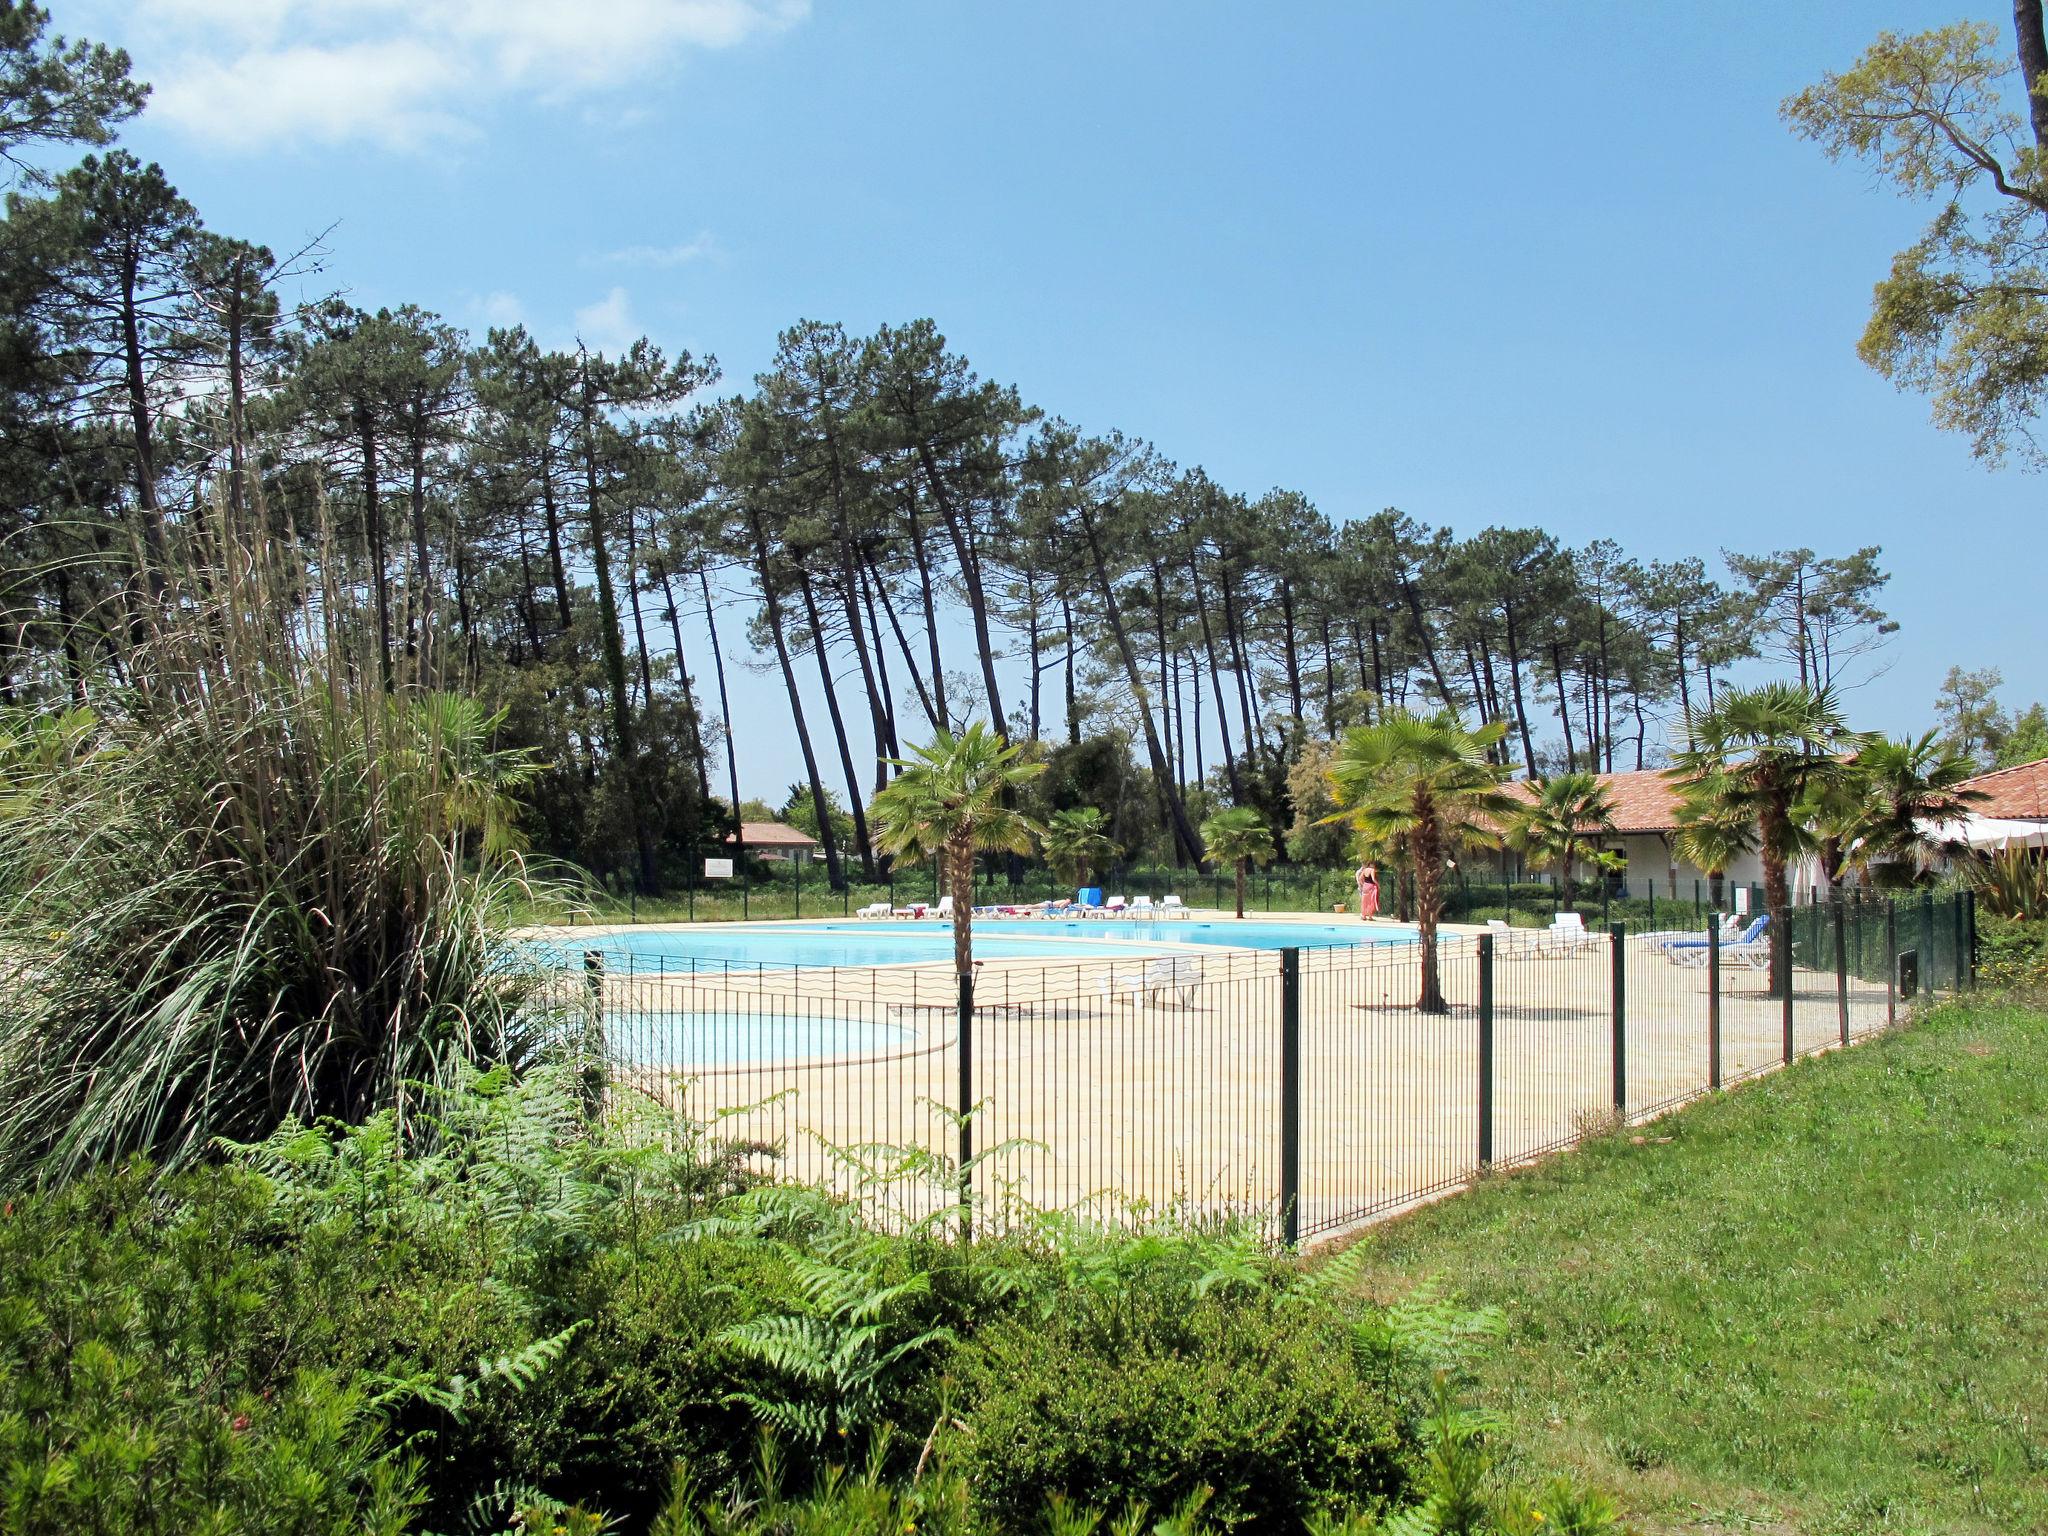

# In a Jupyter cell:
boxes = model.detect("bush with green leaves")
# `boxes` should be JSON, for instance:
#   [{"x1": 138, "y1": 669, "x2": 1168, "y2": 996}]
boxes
[
  {"x1": 0, "y1": 1164, "x2": 424, "y2": 1535},
  {"x1": 949, "y1": 1236, "x2": 1412, "y2": 1530},
  {"x1": 0, "y1": 1059, "x2": 1625, "y2": 1533}
]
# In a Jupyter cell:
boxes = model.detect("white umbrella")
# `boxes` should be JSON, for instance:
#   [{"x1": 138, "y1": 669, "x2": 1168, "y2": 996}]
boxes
[{"x1": 1914, "y1": 815, "x2": 2048, "y2": 852}]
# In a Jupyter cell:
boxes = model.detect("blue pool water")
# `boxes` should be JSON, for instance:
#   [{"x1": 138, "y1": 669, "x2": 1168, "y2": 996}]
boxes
[
  {"x1": 608, "y1": 1011, "x2": 912, "y2": 1068},
  {"x1": 553, "y1": 918, "x2": 1416, "y2": 973}
]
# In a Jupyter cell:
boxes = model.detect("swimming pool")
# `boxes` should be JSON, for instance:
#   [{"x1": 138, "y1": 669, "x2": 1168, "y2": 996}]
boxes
[
  {"x1": 551, "y1": 917, "x2": 1417, "y2": 973},
  {"x1": 606, "y1": 1010, "x2": 913, "y2": 1069}
]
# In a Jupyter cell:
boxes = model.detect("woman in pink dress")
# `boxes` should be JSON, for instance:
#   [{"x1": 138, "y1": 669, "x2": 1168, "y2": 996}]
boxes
[{"x1": 1356, "y1": 863, "x2": 1380, "y2": 920}]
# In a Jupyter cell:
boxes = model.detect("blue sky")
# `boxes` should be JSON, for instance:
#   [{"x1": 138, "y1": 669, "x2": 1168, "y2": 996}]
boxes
[{"x1": 67, "y1": 0, "x2": 2041, "y2": 795}]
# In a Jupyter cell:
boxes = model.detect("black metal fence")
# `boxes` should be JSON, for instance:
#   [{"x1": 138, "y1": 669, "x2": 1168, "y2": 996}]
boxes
[
  {"x1": 557, "y1": 859, "x2": 1912, "y2": 931},
  {"x1": 550, "y1": 891, "x2": 1976, "y2": 1245}
]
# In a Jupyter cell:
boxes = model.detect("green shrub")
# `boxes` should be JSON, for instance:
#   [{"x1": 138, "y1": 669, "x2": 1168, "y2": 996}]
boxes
[
  {"x1": 952, "y1": 1259, "x2": 1410, "y2": 1531},
  {"x1": 0, "y1": 1068, "x2": 1619, "y2": 1532},
  {"x1": 1978, "y1": 912, "x2": 2048, "y2": 989},
  {"x1": 0, "y1": 1164, "x2": 423, "y2": 1535}
]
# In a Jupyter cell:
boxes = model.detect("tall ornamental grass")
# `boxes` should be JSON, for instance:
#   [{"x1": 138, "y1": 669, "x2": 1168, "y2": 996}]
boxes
[{"x1": 0, "y1": 499, "x2": 558, "y2": 1184}]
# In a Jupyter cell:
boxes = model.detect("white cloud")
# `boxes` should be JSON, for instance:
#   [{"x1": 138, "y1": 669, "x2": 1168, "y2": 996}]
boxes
[
  {"x1": 598, "y1": 232, "x2": 721, "y2": 268},
  {"x1": 468, "y1": 289, "x2": 528, "y2": 330},
  {"x1": 113, "y1": 0, "x2": 809, "y2": 152},
  {"x1": 573, "y1": 286, "x2": 640, "y2": 354}
]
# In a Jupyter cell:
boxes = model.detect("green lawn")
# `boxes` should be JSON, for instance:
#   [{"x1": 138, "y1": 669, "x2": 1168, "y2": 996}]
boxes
[{"x1": 1335, "y1": 993, "x2": 2048, "y2": 1536}]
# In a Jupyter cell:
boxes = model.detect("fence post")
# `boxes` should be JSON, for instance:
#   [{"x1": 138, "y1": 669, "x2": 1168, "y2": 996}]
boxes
[
  {"x1": 1477, "y1": 935, "x2": 1495, "y2": 1167},
  {"x1": 1609, "y1": 922, "x2": 1627, "y2": 1118},
  {"x1": 956, "y1": 969, "x2": 975, "y2": 1237},
  {"x1": 1707, "y1": 915, "x2": 1722, "y2": 1090},
  {"x1": 581, "y1": 949, "x2": 607, "y2": 1117},
  {"x1": 1965, "y1": 889, "x2": 1978, "y2": 988},
  {"x1": 1833, "y1": 895, "x2": 1849, "y2": 1045},
  {"x1": 1780, "y1": 905, "x2": 1795, "y2": 1065},
  {"x1": 1280, "y1": 948, "x2": 1302, "y2": 1248},
  {"x1": 1919, "y1": 890, "x2": 1935, "y2": 994},
  {"x1": 1885, "y1": 900, "x2": 1898, "y2": 1027},
  {"x1": 1952, "y1": 892, "x2": 1967, "y2": 993}
]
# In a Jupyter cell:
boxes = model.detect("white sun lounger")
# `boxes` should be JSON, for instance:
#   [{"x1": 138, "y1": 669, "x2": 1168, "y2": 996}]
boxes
[
  {"x1": 855, "y1": 901, "x2": 891, "y2": 919},
  {"x1": 1666, "y1": 914, "x2": 1771, "y2": 970},
  {"x1": 1484, "y1": 918, "x2": 1539, "y2": 958},
  {"x1": 1101, "y1": 954, "x2": 1203, "y2": 1007},
  {"x1": 1534, "y1": 911, "x2": 1595, "y2": 958},
  {"x1": 1161, "y1": 894, "x2": 1188, "y2": 919},
  {"x1": 1130, "y1": 895, "x2": 1156, "y2": 919}
]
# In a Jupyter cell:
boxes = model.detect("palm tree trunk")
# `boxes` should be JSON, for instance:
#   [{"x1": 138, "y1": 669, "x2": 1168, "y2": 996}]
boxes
[
  {"x1": 1761, "y1": 800, "x2": 1792, "y2": 999},
  {"x1": 951, "y1": 834, "x2": 974, "y2": 977},
  {"x1": 1234, "y1": 858, "x2": 1247, "y2": 918},
  {"x1": 1414, "y1": 793, "x2": 1447, "y2": 1012}
]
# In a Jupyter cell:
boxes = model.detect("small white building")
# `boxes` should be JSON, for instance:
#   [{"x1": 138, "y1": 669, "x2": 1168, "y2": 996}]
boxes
[
  {"x1": 723, "y1": 821, "x2": 821, "y2": 864},
  {"x1": 1493, "y1": 769, "x2": 1768, "y2": 897}
]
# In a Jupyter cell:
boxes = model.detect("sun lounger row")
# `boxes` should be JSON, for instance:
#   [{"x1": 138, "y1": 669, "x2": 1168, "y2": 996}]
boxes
[
  {"x1": 856, "y1": 895, "x2": 1194, "y2": 920},
  {"x1": 1482, "y1": 912, "x2": 1773, "y2": 969},
  {"x1": 1483, "y1": 911, "x2": 1599, "y2": 958}
]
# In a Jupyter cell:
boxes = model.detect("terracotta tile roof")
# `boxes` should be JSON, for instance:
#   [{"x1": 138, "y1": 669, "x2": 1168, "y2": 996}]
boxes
[
  {"x1": 724, "y1": 821, "x2": 819, "y2": 848},
  {"x1": 1957, "y1": 756, "x2": 2048, "y2": 820},
  {"x1": 1499, "y1": 769, "x2": 1686, "y2": 835}
]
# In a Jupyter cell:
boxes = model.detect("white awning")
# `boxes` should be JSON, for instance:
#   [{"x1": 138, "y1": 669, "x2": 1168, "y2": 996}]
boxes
[{"x1": 1915, "y1": 815, "x2": 2048, "y2": 851}]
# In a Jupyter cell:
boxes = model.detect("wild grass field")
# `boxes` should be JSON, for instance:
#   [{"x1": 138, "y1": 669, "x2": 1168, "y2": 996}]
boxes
[{"x1": 1337, "y1": 994, "x2": 2048, "y2": 1535}]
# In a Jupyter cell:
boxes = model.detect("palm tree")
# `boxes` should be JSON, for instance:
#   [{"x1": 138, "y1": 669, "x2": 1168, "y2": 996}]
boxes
[
  {"x1": 1838, "y1": 733, "x2": 1986, "y2": 883},
  {"x1": 1042, "y1": 806, "x2": 1117, "y2": 892},
  {"x1": 869, "y1": 722, "x2": 1043, "y2": 978},
  {"x1": 1323, "y1": 710, "x2": 1515, "y2": 1013},
  {"x1": 1670, "y1": 682, "x2": 1866, "y2": 996},
  {"x1": 1503, "y1": 771, "x2": 1618, "y2": 915},
  {"x1": 1199, "y1": 806, "x2": 1275, "y2": 919},
  {"x1": 1672, "y1": 770, "x2": 1758, "y2": 912}
]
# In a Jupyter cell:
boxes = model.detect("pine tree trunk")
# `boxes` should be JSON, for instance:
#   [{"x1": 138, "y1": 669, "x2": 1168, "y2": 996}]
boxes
[
  {"x1": 577, "y1": 364, "x2": 657, "y2": 891},
  {"x1": 701, "y1": 568, "x2": 742, "y2": 824},
  {"x1": 869, "y1": 554, "x2": 940, "y2": 733},
  {"x1": 919, "y1": 447, "x2": 1006, "y2": 734},
  {"x1": 655, "y1": 557, "x2": 712, "y2": 805},
  {"x1": 903, "y1": 483, "x2": 949, "y2": 730},
  {"x1": 747, "y1": 511, "x2": 842, "y2": 890},
  {"x1": 1078, "y1": 502, "x2": 1204, "y2": 864},
  {"x1": 539, "y1": 443, "x2": 574, "y2": 632},
  {"x1": 359, "y1": 414, "x2": 393, "y2": 687},
  {"x1": 795, "y1": 570, "x2": 874, "y2": 883},
  {"x1": 1189, "y1": 559, "x2": 1243, "y2": 804}
]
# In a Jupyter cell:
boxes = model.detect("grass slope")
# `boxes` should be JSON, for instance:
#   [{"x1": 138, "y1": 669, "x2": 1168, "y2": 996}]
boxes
[{"x1": 1337, "y1": 995, "x2": 2048, "y2": 1536}]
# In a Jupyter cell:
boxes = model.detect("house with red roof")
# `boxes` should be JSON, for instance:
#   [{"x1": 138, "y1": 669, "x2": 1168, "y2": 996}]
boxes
[
  {"x1": 722, "y1": 821, "x2": 821, "y2": 863},
  {"x1": 1955, "y1": 756, "x2": 2048, "y2": 825},
  {"x1": 1493, "y1": 768, "x2": 1768, "y2": 895}
]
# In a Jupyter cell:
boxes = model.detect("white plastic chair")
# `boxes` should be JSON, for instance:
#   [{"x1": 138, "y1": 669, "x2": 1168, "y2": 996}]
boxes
[
  {"x1": 1103, "y1": 894, "x2": 1128, "y2": 918},
  {"x1": 934, "y1": 895, "x2": 954, "y2": 919},
  {"x1": 1130, "y1": 895, "x2": 1156, "y2": 919},
  {"x1": 1161, "y1": 894, "x2": 1188, "y2": 919}
]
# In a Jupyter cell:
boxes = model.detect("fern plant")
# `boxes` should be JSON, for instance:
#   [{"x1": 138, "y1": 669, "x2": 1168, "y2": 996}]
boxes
[{"x1": 717, "y1": 1215, "x2": 955, "y2": 1444}]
